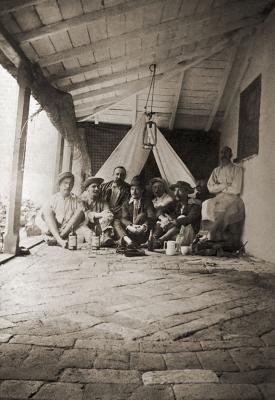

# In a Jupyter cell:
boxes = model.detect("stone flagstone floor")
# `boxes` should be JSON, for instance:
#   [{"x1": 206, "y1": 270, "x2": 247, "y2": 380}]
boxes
[{"x1": 0, "y1": 243, "x2": 275, "y2": 399}]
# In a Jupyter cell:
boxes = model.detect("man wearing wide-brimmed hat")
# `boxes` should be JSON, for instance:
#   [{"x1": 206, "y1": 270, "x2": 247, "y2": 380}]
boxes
[
  {"x1": 38, "y1": 172, "x2": 85, "y2": 248},
  {"x1": 153, "y1": 180, "x2": 201, "y2": 248},
  {"x1": 115, "y1": 175, "x2": 155, "y2": 248},
  {"x1": 80, "y1": 176, "x2": 114, "y2": 246}
]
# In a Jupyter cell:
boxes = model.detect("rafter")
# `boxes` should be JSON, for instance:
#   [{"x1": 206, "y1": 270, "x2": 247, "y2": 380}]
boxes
[
  {"x1": 76, "y1": 34, "x2": 241, "y2": 122},
  {"x1": 37, "y1": 1, "x2": 263, "y2": 68},
  {"x1": 72, "y1": 27, "x2": 253, "y2": 104},
  {"x1": 205, "y1": 46, "x2": 238, "y2": 131},
  {"x1": 168, "y1": 71, "x2": 185, "y2": 131},
  {"x1": 0, "y1": 22, "x2": 26, "y2": 68},
  {"x1": 16, "y1": 0, "x2": 166, "y2": 43},
  {"x1": 64, "y1": 64, "x2": 151, "y2": 93},
  {"x1": 51, "y1": 37, "x2": 187, "y2": 83},
  {"x1": 0, "y1": 0, "x2": 47, "y2": 15}
]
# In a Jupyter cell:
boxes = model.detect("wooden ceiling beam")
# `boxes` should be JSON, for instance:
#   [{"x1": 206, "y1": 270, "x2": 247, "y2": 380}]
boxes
[
  {"x1": 72, "y1": 27, "x2": 253, "y2": 104},
  {"x1": 64, "y1": 64, "x2": 151, "y2": 93},
  {"x1": 50, "y1": 37, "x2": 187, "y2": 83},
  {"x1": 169, "y1": 71, "x2": 185, "y2": 131},
  {"x1": 37, "y1": 0, "x2": 264, "y2": 68},
  {"x1": 0, "y1": 0, "x2": 47, "y2": 15},
  {"x1": 16, "y1": 0, "x2": 166, "y2": 43},
  {"x1": 0, "y1": 22, "x2": 26, "y2": 68},
  {"x1": 76, "y1": 34, "x2": 241, "y2": 122}
]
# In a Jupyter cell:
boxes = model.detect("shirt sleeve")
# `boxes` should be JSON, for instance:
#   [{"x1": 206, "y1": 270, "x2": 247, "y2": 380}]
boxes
[
  {"x1": 223, "y1": 166, "x2": 243, "y2": 195},
  {"x1": 207, "y1": 169, "x2": 226, "y2": 194}
]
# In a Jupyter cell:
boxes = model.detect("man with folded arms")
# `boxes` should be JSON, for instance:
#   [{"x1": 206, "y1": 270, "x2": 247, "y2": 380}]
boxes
[{"x1": 38, "y1": 172, "x2": 84, "y2": 248}]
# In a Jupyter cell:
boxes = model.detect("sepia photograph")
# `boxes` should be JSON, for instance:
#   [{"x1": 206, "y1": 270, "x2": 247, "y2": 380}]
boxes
[{"x1": 0, "y1": 0, "x2": 275, "y2": 399}]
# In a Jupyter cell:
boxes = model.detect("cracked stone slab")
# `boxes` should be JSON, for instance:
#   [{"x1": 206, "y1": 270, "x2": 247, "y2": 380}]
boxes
[
  {"x1": 142, "y1": 369, "x2": 219, "y2": 385},
  {"x1": 83, "y1": 383, "x2": 140, "y2": 400},
  {"x1": 173, "y1": 383, "x2": 262, "y2": 400},
  {"x1": 200, "y1": 337, "x2": 264, "y2": 350},
  {"x1": 0, "y1": 317, "x2": 15, "y2": 329},
  {"x1": 130, "y1": 352, "x2": 166, "y2": 371},
  {"x1": 139, "y1": 341, "x2": 201, "y2": 353},
  {"x1": 129, "y1": 385, "x2": 175, "y2": 400},
  {"x1": 0, "y1": 380, "x2": 43, "y2": 399},
  {"x1": 61, "y1": 368, "x2": 141, "y2": 384},
  {"x1": 164, "y1": 352, "x2": 201, "y2": 369},
  {"x1": 33, "y1": 382, "x2": 84, "y2": 400},
  {"x1": 197, "y1": 349, "x2": 239, "y2": 372},
  {"x1": 0, "y1": 333, "x2": 12, "y2": 343},
  {"x1": 257, "y1": 383, "x2": 275, "y2": 399},
  {"x1": 58, "y1": 348, "x2": 96, "y2": 369},
  {"x1": 220, "y1": 369, "x2": 275, "y2": 384},
  {"x1": 94, "y1": 351, "x2": 129, "y2": 370},
  {"x1": 229, "y1": 347, "x2": 275, "y2": 371},
  {"x1": 10, "y1": 334, "x2": 75, "y2": 348},
  {"x1": 74, "y1": 338, "x2": 139, "y2": 352}
]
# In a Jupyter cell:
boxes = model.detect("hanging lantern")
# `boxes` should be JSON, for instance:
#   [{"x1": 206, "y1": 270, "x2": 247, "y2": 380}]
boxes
[
  {"x1": 143, "y1": 119, "x2": 157, "y2": 149},
  {"x1": 143, "y1": 64, "x2": 157, "y2": 149}
]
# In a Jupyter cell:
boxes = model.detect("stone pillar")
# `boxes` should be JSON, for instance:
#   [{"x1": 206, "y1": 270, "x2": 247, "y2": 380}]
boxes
[
  {"x1": 62, "y1": 139, "x2": 73, "y2": 172},
  {"x1": 4, "y1": 66, "x2": 31, "y2": 254},
  {"x1": 52, "y1": 134, "x2": 64, "y2": 193}
]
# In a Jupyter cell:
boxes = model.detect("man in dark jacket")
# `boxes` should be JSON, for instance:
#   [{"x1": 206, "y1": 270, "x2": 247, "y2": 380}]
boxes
[
  {"x1": 115, "y1": 176, "x2": 155, "y2": 247},
  {"x1": 154, "y1": 181, "x2": 201, "y2": 247},
  {"x1": 100, "y1": 166, "x2": 130, "y2": 218}
]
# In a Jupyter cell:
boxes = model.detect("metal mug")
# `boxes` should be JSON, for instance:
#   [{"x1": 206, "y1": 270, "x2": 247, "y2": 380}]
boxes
[{"x1": 164, "y1": 240, "x2": 177, "y2": 255}]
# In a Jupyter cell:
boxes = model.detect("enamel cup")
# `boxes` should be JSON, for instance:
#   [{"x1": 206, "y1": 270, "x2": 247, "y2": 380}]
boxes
[{"x1": 164, "y1": 240, "x2": 177, "y2": 256}]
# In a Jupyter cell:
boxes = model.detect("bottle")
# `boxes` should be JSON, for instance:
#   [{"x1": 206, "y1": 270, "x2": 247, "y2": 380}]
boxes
[
  {"x1": 68, "y1": 225, "x2": 77, "y2": 250},
  {"x1": 91, "y1": 224, "x2": 100, "y2": 250},
  {"x1": 147, "y1": 229, "x2": 154, "y2": 252}
]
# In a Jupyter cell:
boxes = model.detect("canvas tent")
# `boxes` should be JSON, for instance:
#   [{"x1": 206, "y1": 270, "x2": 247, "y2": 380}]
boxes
[{"x1": 95, "y1": 114, "x2": 196, "y2": 186}]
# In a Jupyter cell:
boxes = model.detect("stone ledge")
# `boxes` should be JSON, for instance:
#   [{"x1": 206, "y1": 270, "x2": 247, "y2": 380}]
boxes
[
  {"x1": 173, "y1": 383, "x2": 262, "y2": 400},
  {"x1": 142, "y1": 369, "x2": 219, "y2": 385},
  {"x1": 61, "y1": 368, "x2": 141, "y2": 384}
]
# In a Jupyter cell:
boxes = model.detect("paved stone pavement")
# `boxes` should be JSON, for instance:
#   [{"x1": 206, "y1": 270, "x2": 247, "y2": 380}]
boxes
[{"x1": 0, "y1": 243, "x2": 275, "y2": 399}]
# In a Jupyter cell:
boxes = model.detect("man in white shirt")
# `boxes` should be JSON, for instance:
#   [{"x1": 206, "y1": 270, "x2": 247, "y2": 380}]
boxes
[
  {"x1": 39, "y1": 172, "x2": 84, "y2": 248},
  {"x1": 202, "y1": 146, "x2": 245, "y2": 248}
]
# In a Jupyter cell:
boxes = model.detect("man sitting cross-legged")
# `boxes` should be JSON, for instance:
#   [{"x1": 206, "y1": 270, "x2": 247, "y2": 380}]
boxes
[
  {"x1": 80, "y1": 176, "x2": 114, "y2": 247},
  {"x1": 38, "y1": 172, "x2": 85, "y2": 248},
  {"x1": 154, "y1": 181, "x2": 201, "y2": 248},
  {"x1": 115, "y1": 176, "x2": 155, "y2": 248}
]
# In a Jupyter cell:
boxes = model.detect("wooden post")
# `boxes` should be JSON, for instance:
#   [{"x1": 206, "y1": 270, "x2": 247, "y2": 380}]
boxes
[
  {"x1": 4, "y1": 65, "x2": 31, "y2": 254},
  {"x1": 52, "y1": 133, "x2": 64, "y2": 193},
  {"x1": 62, "y1": 139, "x2": 73, "y2": 172}
]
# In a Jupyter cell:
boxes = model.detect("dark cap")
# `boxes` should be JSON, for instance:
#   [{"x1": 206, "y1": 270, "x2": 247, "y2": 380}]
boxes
[
  {"x1": 83, "y1": 176, "x2": 104, "y2": 190},
  {"x1": 169, "y1": 181, "x2": 194, "y2": 194},
  {"x1": 58, "y1": 172, "x2": 74, "y2": 186},
  {"x1": 130, "y1": 175, "x2": 143, "y2": 188},
  {"x1": 150, "y1": 177, "x2": 166, "y2": 186}
]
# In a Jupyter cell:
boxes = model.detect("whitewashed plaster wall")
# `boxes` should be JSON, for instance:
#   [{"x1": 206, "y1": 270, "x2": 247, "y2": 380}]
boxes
[{"x1": 220, "y1": 11, "x2": 275, "y2": 263}]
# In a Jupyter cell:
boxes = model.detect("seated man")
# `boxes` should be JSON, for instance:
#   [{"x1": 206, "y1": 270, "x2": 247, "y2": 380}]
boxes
[
  {"x1": 201, "y1": 146, "x2": 245, "y2": 249},
  {"x1": 115, "y1": 176, "x2": 155, "y2": 247},
  {"x1": 38, "y1": 172, "x2": 84, "y2": 248},
  {"x1": 154, "y1": 181, "x2": 201, "y2": 247},
  {"x1": 80, "y1": 176, "x2": 114, "y2": 246},
  {"x1": 150, "y1": 177, "x2": 175, "y2": 240},
  {"x1": 100, "y1": 166, "x2": 130, "y2": 218}
]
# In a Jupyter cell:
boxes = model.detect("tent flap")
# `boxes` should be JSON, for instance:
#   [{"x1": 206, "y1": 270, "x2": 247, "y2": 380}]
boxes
[{"x1": 95, "y1": 114, "x2": 196, "y2": 187}]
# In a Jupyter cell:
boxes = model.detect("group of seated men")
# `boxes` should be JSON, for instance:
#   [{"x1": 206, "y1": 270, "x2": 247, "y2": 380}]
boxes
[{"x1": 38, "y1": 146, "x2": 245, "y2": 252}]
